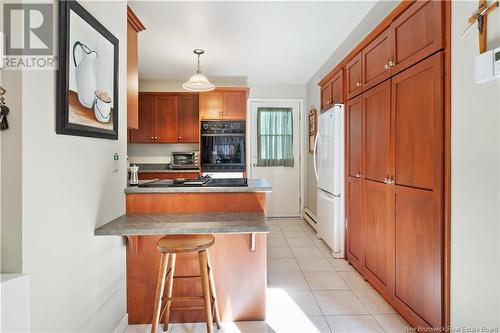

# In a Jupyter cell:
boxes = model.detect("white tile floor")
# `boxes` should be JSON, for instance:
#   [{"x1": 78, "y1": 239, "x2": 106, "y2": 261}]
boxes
[{"x1": 125, "y1": 218, "x2": 410, "y2": 333}]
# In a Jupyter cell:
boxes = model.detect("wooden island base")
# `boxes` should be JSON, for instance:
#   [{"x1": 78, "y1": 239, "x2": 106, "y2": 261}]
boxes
[{"x1": 125, "y1": 192, "x2": 268, "y2": 324}]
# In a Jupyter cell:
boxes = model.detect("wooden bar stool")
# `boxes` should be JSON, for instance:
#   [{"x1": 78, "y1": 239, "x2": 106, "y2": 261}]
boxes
[{"x1": 151, "y1": 234, "x2": 221, "y2": 333}]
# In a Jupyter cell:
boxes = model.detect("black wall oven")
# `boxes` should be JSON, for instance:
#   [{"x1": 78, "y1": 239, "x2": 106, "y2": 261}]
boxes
[{"x1": 201, "y1": 121, "x2": 245, "y2": 172}]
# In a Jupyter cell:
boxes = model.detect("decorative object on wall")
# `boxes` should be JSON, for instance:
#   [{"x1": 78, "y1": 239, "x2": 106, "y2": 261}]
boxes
[
  {"x1": 56, "y1": 0, "x2": 119, "y2": 139},
  {"x1": 308, "y1": 108, "x2": 317, "y2": 153},
  {"x1": 461, "y1": 0, "x2": 498, "y2": 53},
  {"x1": 183, "y1": 49, "x2": 215, "y2": 92},
  {"x1": 0, "y1": 86, "x2": 9, "y2": 130}
]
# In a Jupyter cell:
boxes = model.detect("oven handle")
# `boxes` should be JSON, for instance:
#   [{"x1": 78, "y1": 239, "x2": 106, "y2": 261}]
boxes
[{"x1": 201, "y1": 133, "x2": 245, "y2": 137}]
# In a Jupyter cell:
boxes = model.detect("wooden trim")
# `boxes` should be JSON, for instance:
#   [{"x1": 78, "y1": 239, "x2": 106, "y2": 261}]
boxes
[
  {"x1": 127, "y1": 6, "x2": 146, "y2": 32},
  {"x1": 318, "y1": 0, "x2": 414, "y2": 86},
  {"x1": 442, "y1": 0, "x2": 451, "y2": 329},
  {"x1": 139, "y1": 92, "x2": 199, "y2": 97}
]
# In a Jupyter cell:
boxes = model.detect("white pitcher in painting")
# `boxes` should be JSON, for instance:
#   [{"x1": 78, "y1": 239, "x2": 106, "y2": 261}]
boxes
[{"x1": 73, "y1": 41, "x2": 98, "y2": 108}]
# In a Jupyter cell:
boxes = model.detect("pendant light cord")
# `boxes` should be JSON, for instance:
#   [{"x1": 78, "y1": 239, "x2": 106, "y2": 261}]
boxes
[{"x1": 197, "y1": 54, "x2": 201, "y2": 74}]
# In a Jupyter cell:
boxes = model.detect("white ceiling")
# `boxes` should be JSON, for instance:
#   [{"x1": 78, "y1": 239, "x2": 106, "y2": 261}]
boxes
[{"x1": 130, "y1": 1, "x2": 377, "y2": 85}]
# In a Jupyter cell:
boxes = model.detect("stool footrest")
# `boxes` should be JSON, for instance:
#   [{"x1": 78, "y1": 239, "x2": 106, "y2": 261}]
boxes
[
  {"x1": 172, "y1": 275, "x2": 201, "y2": 279},
  {"x1": 170, "y1": 306, "x2": 206, "y2": 311},
  {"x1": 163, "y1": 296, "x2": 203, "y2": 302}
]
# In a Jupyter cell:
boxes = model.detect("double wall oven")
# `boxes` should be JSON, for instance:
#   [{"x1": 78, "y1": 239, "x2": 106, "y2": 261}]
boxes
[{"x1": 201, "y1": 121, "x2": 245, "y2": 174}]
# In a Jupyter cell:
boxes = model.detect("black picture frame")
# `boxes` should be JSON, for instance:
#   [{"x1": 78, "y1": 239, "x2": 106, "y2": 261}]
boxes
[{"x1": 56, "y1": 0, "x2": 119, "y2": 140}]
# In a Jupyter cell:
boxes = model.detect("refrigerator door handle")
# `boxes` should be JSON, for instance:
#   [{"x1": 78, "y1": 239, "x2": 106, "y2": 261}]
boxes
[{"x1": 313, "y1": 132, "x2": 321, "y2": 182}]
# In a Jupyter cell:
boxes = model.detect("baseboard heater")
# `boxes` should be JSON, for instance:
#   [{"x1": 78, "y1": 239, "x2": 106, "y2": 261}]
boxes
[{"x1": 303, "y1": 208, "x2": 317, "y2": 230}]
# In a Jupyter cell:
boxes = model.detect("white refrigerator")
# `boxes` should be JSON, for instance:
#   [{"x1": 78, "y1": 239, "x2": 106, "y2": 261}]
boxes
[{"x1": 313, "y1": 104, "x2": 345, "y2": 258}]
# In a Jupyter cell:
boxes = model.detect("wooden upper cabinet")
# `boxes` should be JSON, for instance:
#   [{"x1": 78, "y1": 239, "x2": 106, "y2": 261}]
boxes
[
  {"x1": 155, "y1": 96, "x2": 179, "y2": 143},
  {"x1": 362, "y1": 80, "x2": 391, "y2": 184},
  {"x1": 394, "y1": 187, "x2": 442, "y2": 327},
  {"x1": 346, "y1": 177, "x2": 364, "y2": 272},
  {"x1": 199, "y1": 92, "x2": 223, "y2": 119},
  {"x1": 331, "y1": 70, "x2": 344, "y2": 105},
  {"x1": 392, "y1": 52, "x2": 443, "y2": 191},
  {"x1": 320, "y1": 70, "x2": 344, "y2": 111},
  {"x1": 362, "y1": 29, "x2": 393, "y2": 90},
  {"x1": 200, "y1": 89, "x2": 248, "y2": 120},
  {"x1": 320, "y1": 80, "x2": 333, "y2": 110},
  {"x1": 391, "y1": 0, "x2": 443, "y2": 75},
  {"x1": 127, "y1": 7, "x2": 145, "y2": 130},
  {"x1": 347, "y1": 96, "x2": 363, "y2": 178},
  {"x1": 222, "y1": 91, "x2": 247, "y2": 120},
  {"x1": 130, "y1": 94, "x2": 155, "y2": 143},
  {"x1": 131, "y1": 93, "x2": 199, "y2": 144},
  {"x1": 346, "y1": 53, "x2": 363, "y2": 99},
  {"x1": 362, "y1": 179, "x2": 394, "y2": 293},
  {"x1": 178, "y1": 95, "x2": 200, "y2": 143}
]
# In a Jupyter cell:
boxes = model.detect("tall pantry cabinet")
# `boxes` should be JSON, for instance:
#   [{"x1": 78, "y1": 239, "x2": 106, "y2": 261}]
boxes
[{"x1": 321, "y1": 0, "x2": 449, "y2": 329}]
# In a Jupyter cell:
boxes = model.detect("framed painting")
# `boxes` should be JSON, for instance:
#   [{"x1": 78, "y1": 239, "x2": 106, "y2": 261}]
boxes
[{"x1": 57, "y1": 0, "x2": 119, "y2": 139}]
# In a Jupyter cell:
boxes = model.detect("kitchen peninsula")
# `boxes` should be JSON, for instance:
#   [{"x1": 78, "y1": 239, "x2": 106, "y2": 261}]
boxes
[{"x1": 95, "y1": 178, "x2": 272, "y2": 325}]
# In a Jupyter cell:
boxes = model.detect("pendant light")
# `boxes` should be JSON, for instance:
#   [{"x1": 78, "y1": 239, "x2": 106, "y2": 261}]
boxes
[{"x1": 182, "y1": 49, "x2": 215, "y2": 92}]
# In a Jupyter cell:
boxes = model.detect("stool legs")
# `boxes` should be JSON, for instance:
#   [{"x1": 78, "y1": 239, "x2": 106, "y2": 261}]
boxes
[
  {"x1": 206, "y1": 253, "x2": 221, "y2": 329},
  {"x1": 198, "y1": 250, "x2": 214, "y2": 333},
  {"x1": 151, "y1": 253, "x2": 169, "y2": 333},
  {"x1": 162, "y1": 253, "x2": 176, "y2": 331}
]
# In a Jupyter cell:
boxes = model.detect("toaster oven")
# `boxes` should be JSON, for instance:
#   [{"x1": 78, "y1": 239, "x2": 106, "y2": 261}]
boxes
[{"x1": 171, "y1": 152, "x2": 199, "y2": 169}]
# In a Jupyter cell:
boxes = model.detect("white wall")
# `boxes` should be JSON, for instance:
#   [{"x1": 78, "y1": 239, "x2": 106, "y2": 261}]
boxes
[
  {"x1": 451, "y1": 1, "x2": 500, "y2": 326},
  {"x1": 304, "y1": 1, "x2": 399, "y2": 215},
  {"x1": 1, "y1": 0, "x2": 24, "y2": 273},
  {"x1": 1, "y1": 69, "x2": 23, "y2": 274},
  {"x1": 19, "y1": 1, "x2": 128, "y2": 331}
]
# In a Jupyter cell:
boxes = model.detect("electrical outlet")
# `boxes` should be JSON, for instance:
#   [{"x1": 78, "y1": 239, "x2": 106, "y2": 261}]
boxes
[{"x1": 112, "y1": 153, "x2": 119, "y2": 173}]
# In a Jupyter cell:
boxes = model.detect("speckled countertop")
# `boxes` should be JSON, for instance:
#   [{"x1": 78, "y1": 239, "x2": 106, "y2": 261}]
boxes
[
  {"x1": 94, "y1": 212, "x2": 269, "y2": 236},
  {"x1": 132, "y1": 163, "x2": 199, "y2": 174},
  {"x1": 125, "y1": 178, "x2": 272, "y2": 194}
]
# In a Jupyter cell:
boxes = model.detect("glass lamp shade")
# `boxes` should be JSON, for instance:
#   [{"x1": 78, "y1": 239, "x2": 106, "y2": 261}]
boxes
[{"x1": 182, "y1": 73, "x2": 215, "y2": 92}]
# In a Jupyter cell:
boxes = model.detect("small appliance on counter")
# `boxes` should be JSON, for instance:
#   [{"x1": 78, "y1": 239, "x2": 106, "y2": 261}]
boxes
[
  {"x1": 170, "y1": 151, "x2": 199, "y2": 170},
  {"x1": 129, "y1": 165, "x2": 139, "y2": 186}
]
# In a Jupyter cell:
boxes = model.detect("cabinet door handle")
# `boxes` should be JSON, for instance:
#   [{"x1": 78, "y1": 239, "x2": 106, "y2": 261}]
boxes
[
  {"x1": 178, "y1": 136, "x2": 182, "y2": 140},
  {"x1": 154, "y1": 136, "x2": 158, "y2": 140},
  {"x1": 384, "y1": 63, "x2": 389, "y2": 70},
  {"x1": 150, "y1": 136, "x2": 154, "y2": 140},
  {"x1": 219, "y1": 111, "x2": 223, "y2": 115},
  {"x1": 389, "y1": 60, "x2": 396, "y2": 68},
  {"x1": 383, "y1": 177, "x2": 389, "y2": 184},
  {"x1": 223, "y1": 112, "x2": 227, "y2": 116},
  {"x1": 356, "y1": 82, "x2": 361, "y2": 87},
  {"x1": 356, "y1": 172, "x2": 361, "y2": 178}
]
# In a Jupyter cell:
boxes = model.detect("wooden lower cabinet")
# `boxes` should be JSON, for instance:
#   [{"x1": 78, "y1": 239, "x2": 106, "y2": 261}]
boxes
[
  {"x1": 346, "y1": 52, "x2": 445, "y2": 329},
  {"x1": 362, "y1": 179, "x2": 394, "y2": 294},
  {"x1": 346, "y1": 177, "x2": 363, "y2": 271},
  {"x1": 348, "y1": 178, "x2": 442, "y2": 327},
  {"x1": 393, "y1": 186, "x2": 442, "y2": 327}
]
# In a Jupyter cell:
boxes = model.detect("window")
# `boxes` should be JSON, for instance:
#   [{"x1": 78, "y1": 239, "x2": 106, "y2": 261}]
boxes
[{"x1": 257, "y1": 107, "x2": 294, "y2": 167}]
